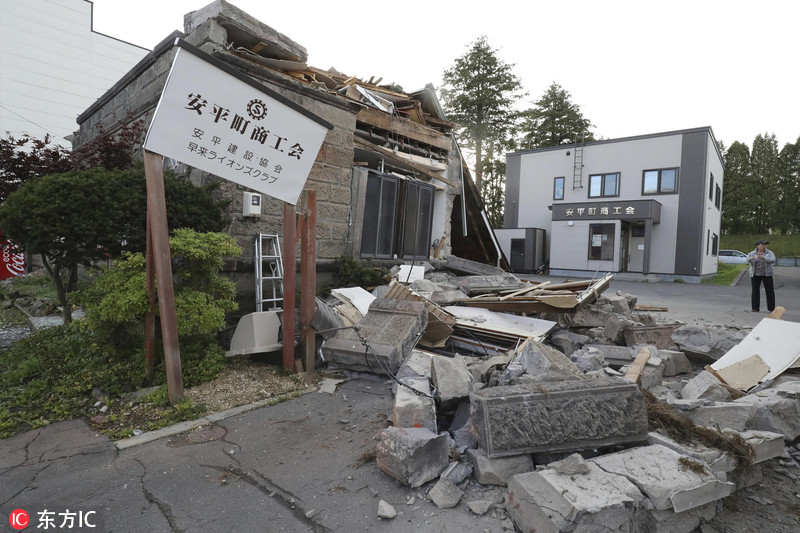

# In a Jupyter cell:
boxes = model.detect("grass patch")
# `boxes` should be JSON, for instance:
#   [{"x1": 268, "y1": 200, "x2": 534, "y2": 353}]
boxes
[
  {"x1": 0, "y1": 271, "x2": 58, "y2": 300},
  {"x1": 0, "y1": 321, "x2": 223, "y2": 439},
  {"x1": 703, "y1": 262, "x2": 748, "y2": 285},
  {"x1": 721, "y1": 234, "x2": 800, "y2": 257}
]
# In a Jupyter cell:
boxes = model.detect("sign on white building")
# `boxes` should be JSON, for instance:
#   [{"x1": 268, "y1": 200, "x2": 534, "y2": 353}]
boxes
[{"x1": 144, "y1": 42, "x2": 331, "y2": 204}]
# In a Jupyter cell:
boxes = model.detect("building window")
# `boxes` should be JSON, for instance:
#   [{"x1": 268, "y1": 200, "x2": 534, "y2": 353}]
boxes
[
  {"x1": 709, "y1": 173, "x2": 714, "y2": 201},
  {"x1": 642, "y1": 168, "x2": 678, "y2": 194},
  {"x1": 715, "y1": 184, "x2": 721, "y2": 209},
  {"x1": 360, "y1": 172, "x2": 434, "y2": 260},
  {"x1": 588, "y1": 224, "x2": 615, "y2": 260},
  {"x1": 711, "y1": 233, "x2": 719, "y2": 255},
  {"x1": 588, "y1": 173, "x2": 619, "y2": 198},
  {"x1": 553, "y1": 177, "x2": 565, "y2": 200}
]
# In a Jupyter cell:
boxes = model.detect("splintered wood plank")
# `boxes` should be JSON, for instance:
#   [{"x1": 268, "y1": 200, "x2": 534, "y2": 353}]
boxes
[
  {"x1": 624, "y1": 347, "x2": 651, "y2": 384},
  {"x1": 768, "y1": 306, "x2": 786, "y2": 319},
  {"x1": 635, "y1": 305, "x2": 669, "y2": 312}
]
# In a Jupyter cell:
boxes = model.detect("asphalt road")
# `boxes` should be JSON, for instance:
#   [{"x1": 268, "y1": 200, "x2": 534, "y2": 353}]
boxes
[{"x1": 2, "y1": 269, "x2": 798, "y2": 532}]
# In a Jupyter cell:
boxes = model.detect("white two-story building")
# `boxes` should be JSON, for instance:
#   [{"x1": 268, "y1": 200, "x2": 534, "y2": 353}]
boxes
[{"x1": 498, "y1": 127, "x2": 724, "y2": 282}]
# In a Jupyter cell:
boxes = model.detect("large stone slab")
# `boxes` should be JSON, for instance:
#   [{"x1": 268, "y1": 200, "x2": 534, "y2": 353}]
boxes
[
  {"x1": 680, "y1": 370, "x2": 732, "y2": 402},
  {"x1": 375, "y1": 427, "x2": 449, "y2": 488},
  {"x1": 647, "y1": 431, "x2": 736, "y2": 474},
  {"x1": 671, "y1": 325, "x2": 747, "y2": 361},
  {"x1": 507, "y1": 460, "x2": 646, "y2": 533},
  {"x1": 322, "y1": 298, "x2": 427, "y2": 374},
  {"x1": 582, "y1": 343, "x2": 636, "y2": 368},
  {"x1": 431, "y1": 354, "x2": 473, "y2": 410},
  {"x1": 591, "y1": 444, "x2": 735, "y2": 513},
  {"x1": 470, "y1": 375, "x2": 649, "y2": 458},
  {"x1": 467, "y1": 449, "x2": 532, "y2": 486},
  {"x1": 624, "y1": 324, "x2": 681, "y2": 349},
  {"x1": 445, "y1": 255, "x2": 509, "y2": 277},
  {"x1": 393, "y1": 377, "x2": 436, "y2": 433},
  {"x1": 516, "y1": 341, "x2": 586, "y2": 383}
]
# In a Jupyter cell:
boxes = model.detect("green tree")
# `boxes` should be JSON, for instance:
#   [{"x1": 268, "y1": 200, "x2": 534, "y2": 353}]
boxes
[
  {"x1": 750, "y1": 133, "x2": 781, "y2": 233},
  {"x1": 0, "y1": 167, "x2": 226, "y2": 323},
  {"x1": 521, "y1": 82, "x2": 595, "y2": 149},
  {"x1": 440, "y1": 36, "x2": 524, "y2": 190},
  {"x1": 777, "y1": 137, "x2": 800, "y2": 234},
  {"x1": 721, "y1": 141, "x2": 753, "y2": 233}
]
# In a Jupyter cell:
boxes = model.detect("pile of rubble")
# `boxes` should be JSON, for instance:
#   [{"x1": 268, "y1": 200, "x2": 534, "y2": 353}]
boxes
[{"x1": 318, "y1": 257, "x2": 800, "y2": 533}]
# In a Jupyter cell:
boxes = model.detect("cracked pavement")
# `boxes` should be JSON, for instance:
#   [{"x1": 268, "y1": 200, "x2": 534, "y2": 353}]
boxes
[{"x1": 1, "y1": 378, "x2": 507, "y2": 532}]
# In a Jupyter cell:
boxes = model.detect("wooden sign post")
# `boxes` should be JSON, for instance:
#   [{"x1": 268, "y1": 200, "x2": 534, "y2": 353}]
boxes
[
  {"x1": 144, "y1": 151, "x2": 184, "y2": 404},
  {"x1": 300, "y1": 190, "x2": 317, "y2": 372}
]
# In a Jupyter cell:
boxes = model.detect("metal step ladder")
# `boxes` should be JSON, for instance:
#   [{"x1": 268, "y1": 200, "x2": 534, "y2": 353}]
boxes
[{"x1": 254, "y1": 233, "x2": 284, "y2": 311}]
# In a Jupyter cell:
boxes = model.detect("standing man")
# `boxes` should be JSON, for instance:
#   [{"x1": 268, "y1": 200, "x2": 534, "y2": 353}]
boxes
[{"x1": 747, "y1": 239, "x2": 776, "y2": 312}]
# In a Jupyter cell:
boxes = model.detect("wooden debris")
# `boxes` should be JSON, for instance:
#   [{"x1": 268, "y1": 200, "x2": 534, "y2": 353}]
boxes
[
  {"x1": 768, "y1": 306, "x2": 786, "y2": 319},
  {"x1": 634, "y1": 305, "x2": 669, "y2": 312},
  {"x1": 624, "y1": 347, "x2": 652, "y2": 384}
]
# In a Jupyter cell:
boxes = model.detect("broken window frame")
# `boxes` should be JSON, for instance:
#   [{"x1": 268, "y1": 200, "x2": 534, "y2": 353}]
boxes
[{"x1": 360, "y1": 171, "x2": 434, "y2": 261}]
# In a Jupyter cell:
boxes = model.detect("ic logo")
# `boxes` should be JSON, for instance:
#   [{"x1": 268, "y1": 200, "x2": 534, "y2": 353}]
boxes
[{"x1": 9, "y1": 509, "x2": 29, "y2": 530}]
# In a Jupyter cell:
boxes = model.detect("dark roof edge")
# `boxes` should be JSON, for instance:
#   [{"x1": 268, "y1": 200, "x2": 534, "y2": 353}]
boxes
[
  {"x1": 77, "y1": 31, "x2": 184, "y2": 125},
  {"x1": 509, "y1": 126, "x2": 720, "y2": 159}
]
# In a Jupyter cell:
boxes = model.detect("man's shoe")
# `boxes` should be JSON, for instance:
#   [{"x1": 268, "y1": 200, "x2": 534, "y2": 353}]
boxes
[{"x1": 751, "y1": 309, "x2": 759, "y2": 312}]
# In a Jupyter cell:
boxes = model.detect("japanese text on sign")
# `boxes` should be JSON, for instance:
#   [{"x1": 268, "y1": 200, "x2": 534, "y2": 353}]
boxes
[{"x1": 144, "y1": 44, "x2": 330, "y2": 204}]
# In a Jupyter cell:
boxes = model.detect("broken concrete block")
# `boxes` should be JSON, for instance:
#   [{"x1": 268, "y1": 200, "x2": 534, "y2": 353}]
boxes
[
  {"x1": 733, "y1": 389, "x2": 800, "y2": 440},
  {"x1": 680, "y1": 402, "x2": 758, "y2": 432},
  {"x1": 590, "y1": 444, "x2": 735, "y2": 512},
  {"x1": 671, "y1": 325, "x2": 747, "y2": 361},
  {"x1": 680, "y1": 371, "x2": 732, "y2": 402},
  {"x1": 549, "y1": 329, "x2": 590, "y2": 356},
  {"x1": 600, "y1": 293, "x2": 635, "y2": 316},
  {"x1": 428, "y1": 478, "x2": 463, "y2": 508},
  {"x1": 466, "y1": 499, "x2": 492, "y2": 516},
  {"x1": 645, "y1": 500, "x2": 717, "y2": 533},
  {"x1": 647, "y1": 431, "x2": 736, "y2": 474},
  {"x1": 445, "y1": 255, "x2": 509, "y2": 277},
  {"x1": 624, "y1": 324, "x2": 681, "y2": 349},
  {"x1": 322, "y1": 298, "x2": 427, "y2": 374},
  {"x1": 467, "y1": 449, "x2": 533, "y2": 486},
  {"x1": 377, "y1": 500, "x2": 396, "y2": 519},
  {"x1": 735, "y1": 429, "x2": 785, "y2": 463},
  {"x1": 570, "y1": 347, "x2": 605, "y2": 372},
  {"x1": 440, "y1": 461, "x2": 473, "y2": 485},
  {"x1": 605, "y1": 315, "x2": 643, "y2": 344},
  {"x1": 396, "y1": 349, "x2": 433, "y2": 382},
  {"x1": 431, "y1": 355, "x2": 473, "y2": 410},
  {"x1": 470, "y1": 376, "x2": 649, "y2": 458},
  {"x1": 393, "y1": 377, "x2": 436, "y2": 433},
  {"x1": 517, "y1": 341, "x2": 586, "y2": 382},
  {"x1": 659, "y1": 349, "x2": 694, "y2": 376},
  {"x1": 582, "y1": 344, "x2": 635, "y2": 368},
  {"x1": 459, "y1": 275, "x2": 526, "y2": 296},
  {"x1": 465, "y1": 352, "x2": 515, "y2": 384},
  {"x1": 449, "y1": 401, "x2": 477, "y2": 450},
  {"x1": 507, "y1": 462, "x2": 646, "y2": 533},
  {"x1": 183, "y1": 0, "x2": 308, "y2": 61},
  {"x1": 376, "y1": 427, "x2": 449, "y2": 488},
  {"x1": 571, "y1": 303, "x2": 615, "y2": 328}
]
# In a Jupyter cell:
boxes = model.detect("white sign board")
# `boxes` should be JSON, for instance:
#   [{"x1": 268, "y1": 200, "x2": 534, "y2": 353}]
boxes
[{"x1": 144, "y1": 44, "x2": 330, "y2": 204}]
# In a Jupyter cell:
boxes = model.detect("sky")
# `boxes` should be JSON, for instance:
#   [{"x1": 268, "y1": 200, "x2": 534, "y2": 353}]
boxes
[{"x1": 89, "y1": 0, "x2": 799, "y2": 148}]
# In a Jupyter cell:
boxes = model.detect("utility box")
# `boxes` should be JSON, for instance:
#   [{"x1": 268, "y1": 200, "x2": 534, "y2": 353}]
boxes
[{"x1": 243, "y1": 191, "x2": 261, "y2": 217}]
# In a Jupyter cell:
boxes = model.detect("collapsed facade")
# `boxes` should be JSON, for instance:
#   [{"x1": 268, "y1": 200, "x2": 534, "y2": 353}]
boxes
[{"x1": 72, "y1": 0, "x2": 504, "y2": 311}]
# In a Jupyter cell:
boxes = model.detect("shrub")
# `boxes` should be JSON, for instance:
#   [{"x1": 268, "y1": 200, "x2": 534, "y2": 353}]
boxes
[{"x1": 331, "y1": 255, "x2": 387, "y2": 289}]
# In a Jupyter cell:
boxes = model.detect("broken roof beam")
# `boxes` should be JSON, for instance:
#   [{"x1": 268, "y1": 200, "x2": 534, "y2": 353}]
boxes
[
  {"x1": 353, "y1": 137, "x2": 459, "y2": 188},
  {"x1": 356, "y1": 106, "x2": 453, "y2": 152}
]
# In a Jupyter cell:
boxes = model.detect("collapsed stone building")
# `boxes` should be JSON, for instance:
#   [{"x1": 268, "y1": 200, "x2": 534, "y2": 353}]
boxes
[
  {"x1": 72, "y1": 0, "x2": 503, "y2": 312},
  {"x1": 316, "y1": 256, "x2": 800, "y2": 532}
]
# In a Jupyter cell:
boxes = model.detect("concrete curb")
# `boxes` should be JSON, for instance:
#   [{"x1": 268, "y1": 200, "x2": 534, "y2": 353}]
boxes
[
  {"x1": 114, "y1": 388, "x2": 315, "y2": 450},
  {"x1": 731, "y1": 266, "x2": 748, "y2": 287}
]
